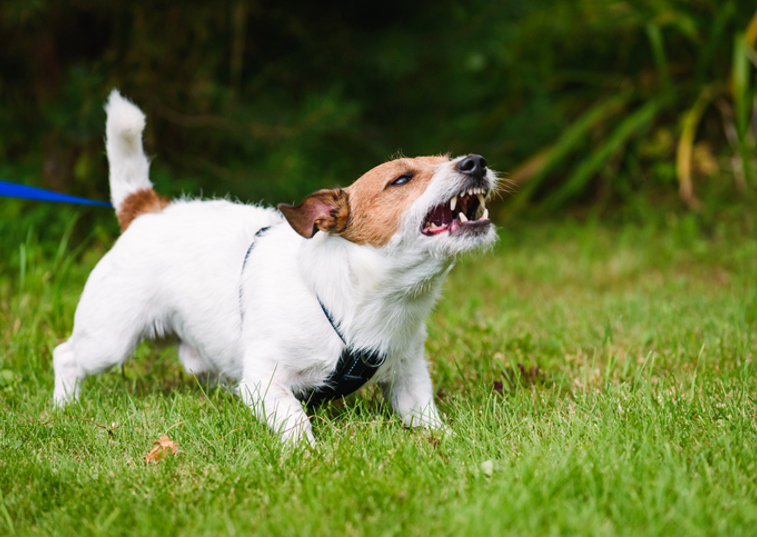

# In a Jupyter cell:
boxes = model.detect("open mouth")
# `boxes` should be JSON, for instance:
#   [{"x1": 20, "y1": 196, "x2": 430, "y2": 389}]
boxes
[{"x1": 421, "y1": 187, "x2": 490, "y2": 236}]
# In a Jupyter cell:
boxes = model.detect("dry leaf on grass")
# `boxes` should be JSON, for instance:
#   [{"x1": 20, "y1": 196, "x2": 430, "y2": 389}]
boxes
[{"x1": 145, "y1": 434, "x2": 179, "y2": 463}]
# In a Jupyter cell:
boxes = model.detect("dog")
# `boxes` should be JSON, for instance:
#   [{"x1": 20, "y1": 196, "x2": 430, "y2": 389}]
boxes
[{"x1": 52, "y1": 90, "x2": 499, "y2": 445}]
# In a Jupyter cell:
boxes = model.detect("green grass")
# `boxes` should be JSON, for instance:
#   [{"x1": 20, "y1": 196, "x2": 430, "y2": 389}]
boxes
[{"x1": 1, "y1": 209, "x2": 756, "y2": 536}]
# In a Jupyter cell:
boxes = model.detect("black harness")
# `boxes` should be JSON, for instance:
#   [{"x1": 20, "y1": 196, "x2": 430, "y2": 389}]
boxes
[
  {"x1": 302, "y1": 298, "x2": 385, "y2": 405},
  {"x1": 239, "y1": 227, "x2": 386, "y2": 406}
]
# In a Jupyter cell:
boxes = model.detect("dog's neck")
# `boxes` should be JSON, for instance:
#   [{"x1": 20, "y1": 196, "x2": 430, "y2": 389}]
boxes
[{"x1": 300, "y1": 233, "x2": 453, "y2": 354}]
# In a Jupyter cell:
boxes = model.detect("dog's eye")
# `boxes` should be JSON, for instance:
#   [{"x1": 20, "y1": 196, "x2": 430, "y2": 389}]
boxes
[{"x1": 389, "y1": 173, "x2": 414, "y2": 187}]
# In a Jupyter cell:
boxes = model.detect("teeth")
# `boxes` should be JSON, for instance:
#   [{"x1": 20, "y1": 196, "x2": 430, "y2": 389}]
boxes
[
  {"x1": 482, "y1": 208, "x2": 489, "y2": 220},
  {"x1": 459, "y1": 212, "x2": 468, "y2": 223},
  {"x1": 477, "y1": 194, "x2": 485, "y2": 207},
  {"x1": 457, "y1": 188, "x2": 487, "y2": 199},
  {"x1": 450, "y1": 196, "x2": 457, "y2": 211}
]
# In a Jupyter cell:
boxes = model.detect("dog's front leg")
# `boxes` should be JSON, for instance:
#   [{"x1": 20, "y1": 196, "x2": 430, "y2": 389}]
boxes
[
  {"x1": 239, "y1": 376, "x2": 315, "y2": 447},
  {"x1": 380, "y1": 344, "x2": 447, "y2": 431}
]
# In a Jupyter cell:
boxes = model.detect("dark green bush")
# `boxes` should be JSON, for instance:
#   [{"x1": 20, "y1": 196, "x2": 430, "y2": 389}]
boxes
[{"x1": 0, "y1": 0, "x2": 755, "y2": 211}]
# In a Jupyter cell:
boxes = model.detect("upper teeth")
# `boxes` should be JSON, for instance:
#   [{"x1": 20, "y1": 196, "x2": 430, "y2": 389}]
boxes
[
  {"x1": 448, "y1": 188, "x2": 488, "y2": 220},
  {"x1": 424, "y1": 188, "x2": 489, "y2": 233},
  {"x1": 463, "y1": 187, "x2": 485, "y2": 197}
]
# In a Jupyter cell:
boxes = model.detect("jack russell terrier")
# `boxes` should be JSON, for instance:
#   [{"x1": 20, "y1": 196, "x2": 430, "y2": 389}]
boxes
[{"x1": 53, "y1": 90, "x2": 499, "y2": 445}]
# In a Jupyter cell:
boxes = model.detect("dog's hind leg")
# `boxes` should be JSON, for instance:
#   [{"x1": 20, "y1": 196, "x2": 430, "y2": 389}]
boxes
[
  {"x1": 53, "y1": 297, "x2": 144, "y2": 407},
  {"x1": 178, "y1": 343, "x2": 218, "y2": 386},
  {"x1": 52, "y1": 329, "x2": 140, "y2": 407},
  {"x1": 53, "y1": 329, "x2": 140, "y2": 407}
]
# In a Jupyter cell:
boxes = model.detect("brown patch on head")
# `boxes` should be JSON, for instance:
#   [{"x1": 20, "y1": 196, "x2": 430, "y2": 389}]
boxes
[
  {"x1": 278, "y1": 156, "x2": 449, "y2": 246},
  {"x1": 118, "y1": 188, "x2": 170, "y2": 231},
  {"x1": 341, "y1": 156, "x2": 448, "y2": 246},
  {"x1": 277, "y1": 188, "x2": 350, "y2": 239}
]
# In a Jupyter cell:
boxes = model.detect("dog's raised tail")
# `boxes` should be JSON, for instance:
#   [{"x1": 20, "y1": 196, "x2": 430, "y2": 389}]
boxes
[{"x1": 105, "y1": 89, "x2": 168, "y2": 231}]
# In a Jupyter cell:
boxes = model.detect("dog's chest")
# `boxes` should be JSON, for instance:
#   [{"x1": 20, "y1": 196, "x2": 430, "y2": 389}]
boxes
[{"x1": 237, "y1": 228, "x2": 449, "y2": 391}]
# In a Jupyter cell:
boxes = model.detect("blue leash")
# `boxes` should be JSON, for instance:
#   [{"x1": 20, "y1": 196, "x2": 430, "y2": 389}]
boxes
[{"x1": 0, "y1": 180, "x2": 112, "y2": 207}]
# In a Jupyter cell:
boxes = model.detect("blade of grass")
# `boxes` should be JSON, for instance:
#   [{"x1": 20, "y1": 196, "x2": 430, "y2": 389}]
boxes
[
  {"x1": 746, "y1": 7, "x2": 757, "y2": 47},
  {"x1": 676, "y1": 85, "x2": 719, "y2": 210},
  {"x1": 0, "y1": 488, "x2": 15, "y2": 534},
  {"x1": 732, "y1": 31, "x2": 754, "y2": 186},
  {"x1": 541, "y1": 93, "x2": 672, "y2": 211},
  {"x1": 733, "y1": 32, "x2": 750, "y2": 138},
  {"x1": 53, "y1": 213, "x2": 80, "y2": 271},
  {"x1": 647, "y1": 23, "x2": 672, "y2": 94},
  {"x1": 509, "y1": 91, "x2": 632, "y2": 211},
  {"x1": 694, "y1": 1, "x2": 735, "y2": 85}
]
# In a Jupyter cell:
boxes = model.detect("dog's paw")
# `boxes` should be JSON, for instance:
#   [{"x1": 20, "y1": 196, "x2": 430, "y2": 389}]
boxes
[
  {"x1": 52, "y1": 393, "x2": 71, "y2": 409},
  {"x1": 435, "y1": 424, "x2": 457, "y2": 437},
  {"x1": 52, "y1": 385, "x2": 79, "y2": 409},
  {"x1": 279, "y1": 417, "x2": 316, "y2": 448}
]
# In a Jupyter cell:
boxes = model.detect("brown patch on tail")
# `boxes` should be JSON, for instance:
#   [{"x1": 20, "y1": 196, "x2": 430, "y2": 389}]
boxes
[{"x1": 118, "y1": 188, "x2": 170, "y2": 231}]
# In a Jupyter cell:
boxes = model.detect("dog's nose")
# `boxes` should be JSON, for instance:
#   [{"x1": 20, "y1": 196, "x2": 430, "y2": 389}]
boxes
[{"x1": 456, "y1": 154, "x2": 487, "y2": 178}]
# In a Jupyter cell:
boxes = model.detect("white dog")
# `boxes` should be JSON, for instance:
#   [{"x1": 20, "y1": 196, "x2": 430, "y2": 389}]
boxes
[{"x1": 53, "y1": 90, "x2": 499, "y2": 445}]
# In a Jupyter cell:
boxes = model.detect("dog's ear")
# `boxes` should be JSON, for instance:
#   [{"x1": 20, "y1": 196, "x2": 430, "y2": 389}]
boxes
[{"x1": 278, "y1": 188, "x2": 350, "y2": 239}]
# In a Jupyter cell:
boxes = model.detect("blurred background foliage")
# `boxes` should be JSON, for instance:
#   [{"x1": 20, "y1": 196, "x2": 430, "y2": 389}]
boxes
[{"x1": 1, "y1": 0, "x2": 756, "y2": 220}]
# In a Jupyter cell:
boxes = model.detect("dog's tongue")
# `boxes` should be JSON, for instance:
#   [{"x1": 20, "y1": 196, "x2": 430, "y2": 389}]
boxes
[
  {"x1": 423, "y1": 218, "x2": 461, "y2": 235},
  {"x1": 422, "y1": 202, "x2": 454, "y2": 235}
]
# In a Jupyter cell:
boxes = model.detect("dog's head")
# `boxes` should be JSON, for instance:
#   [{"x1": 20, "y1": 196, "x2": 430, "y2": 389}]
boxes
[{"x1": 278, "y1": 155, "x2": 499, "y2": 255}]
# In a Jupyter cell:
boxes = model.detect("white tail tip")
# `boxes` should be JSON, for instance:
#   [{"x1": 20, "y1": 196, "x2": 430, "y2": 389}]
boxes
[{"x1": 105, "y1": 89, "x2": 146, "y2": 143}]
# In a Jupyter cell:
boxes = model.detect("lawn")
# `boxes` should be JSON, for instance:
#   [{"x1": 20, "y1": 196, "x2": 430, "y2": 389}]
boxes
[{"x1": 1, "y1": 207, "x2": 756, "y2": 536}]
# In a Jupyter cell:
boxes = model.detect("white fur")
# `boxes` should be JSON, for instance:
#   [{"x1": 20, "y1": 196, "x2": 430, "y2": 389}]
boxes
[{"x1": 53, "y1": 93, "x2": 499, "y2": 445}]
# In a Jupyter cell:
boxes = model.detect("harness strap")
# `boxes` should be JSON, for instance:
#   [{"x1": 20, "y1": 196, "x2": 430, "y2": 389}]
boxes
[
  {"x1": 317, "y1": 298, "x2": 345, "y2": 344},
  {"x1": 238, "y1": 225, "x2": 386, "y2": 406},
  {"x1": 302, "y1": 299, "x2": 386, "y2": 406},
  {"x1": 238, "y1": 226, "x2": 272, "y2": 322}
]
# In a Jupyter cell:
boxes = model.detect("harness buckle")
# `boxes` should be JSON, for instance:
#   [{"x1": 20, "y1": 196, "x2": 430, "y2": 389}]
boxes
[{"x1": 359, "y1": 350, "x2": 386, "y2": 368}]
